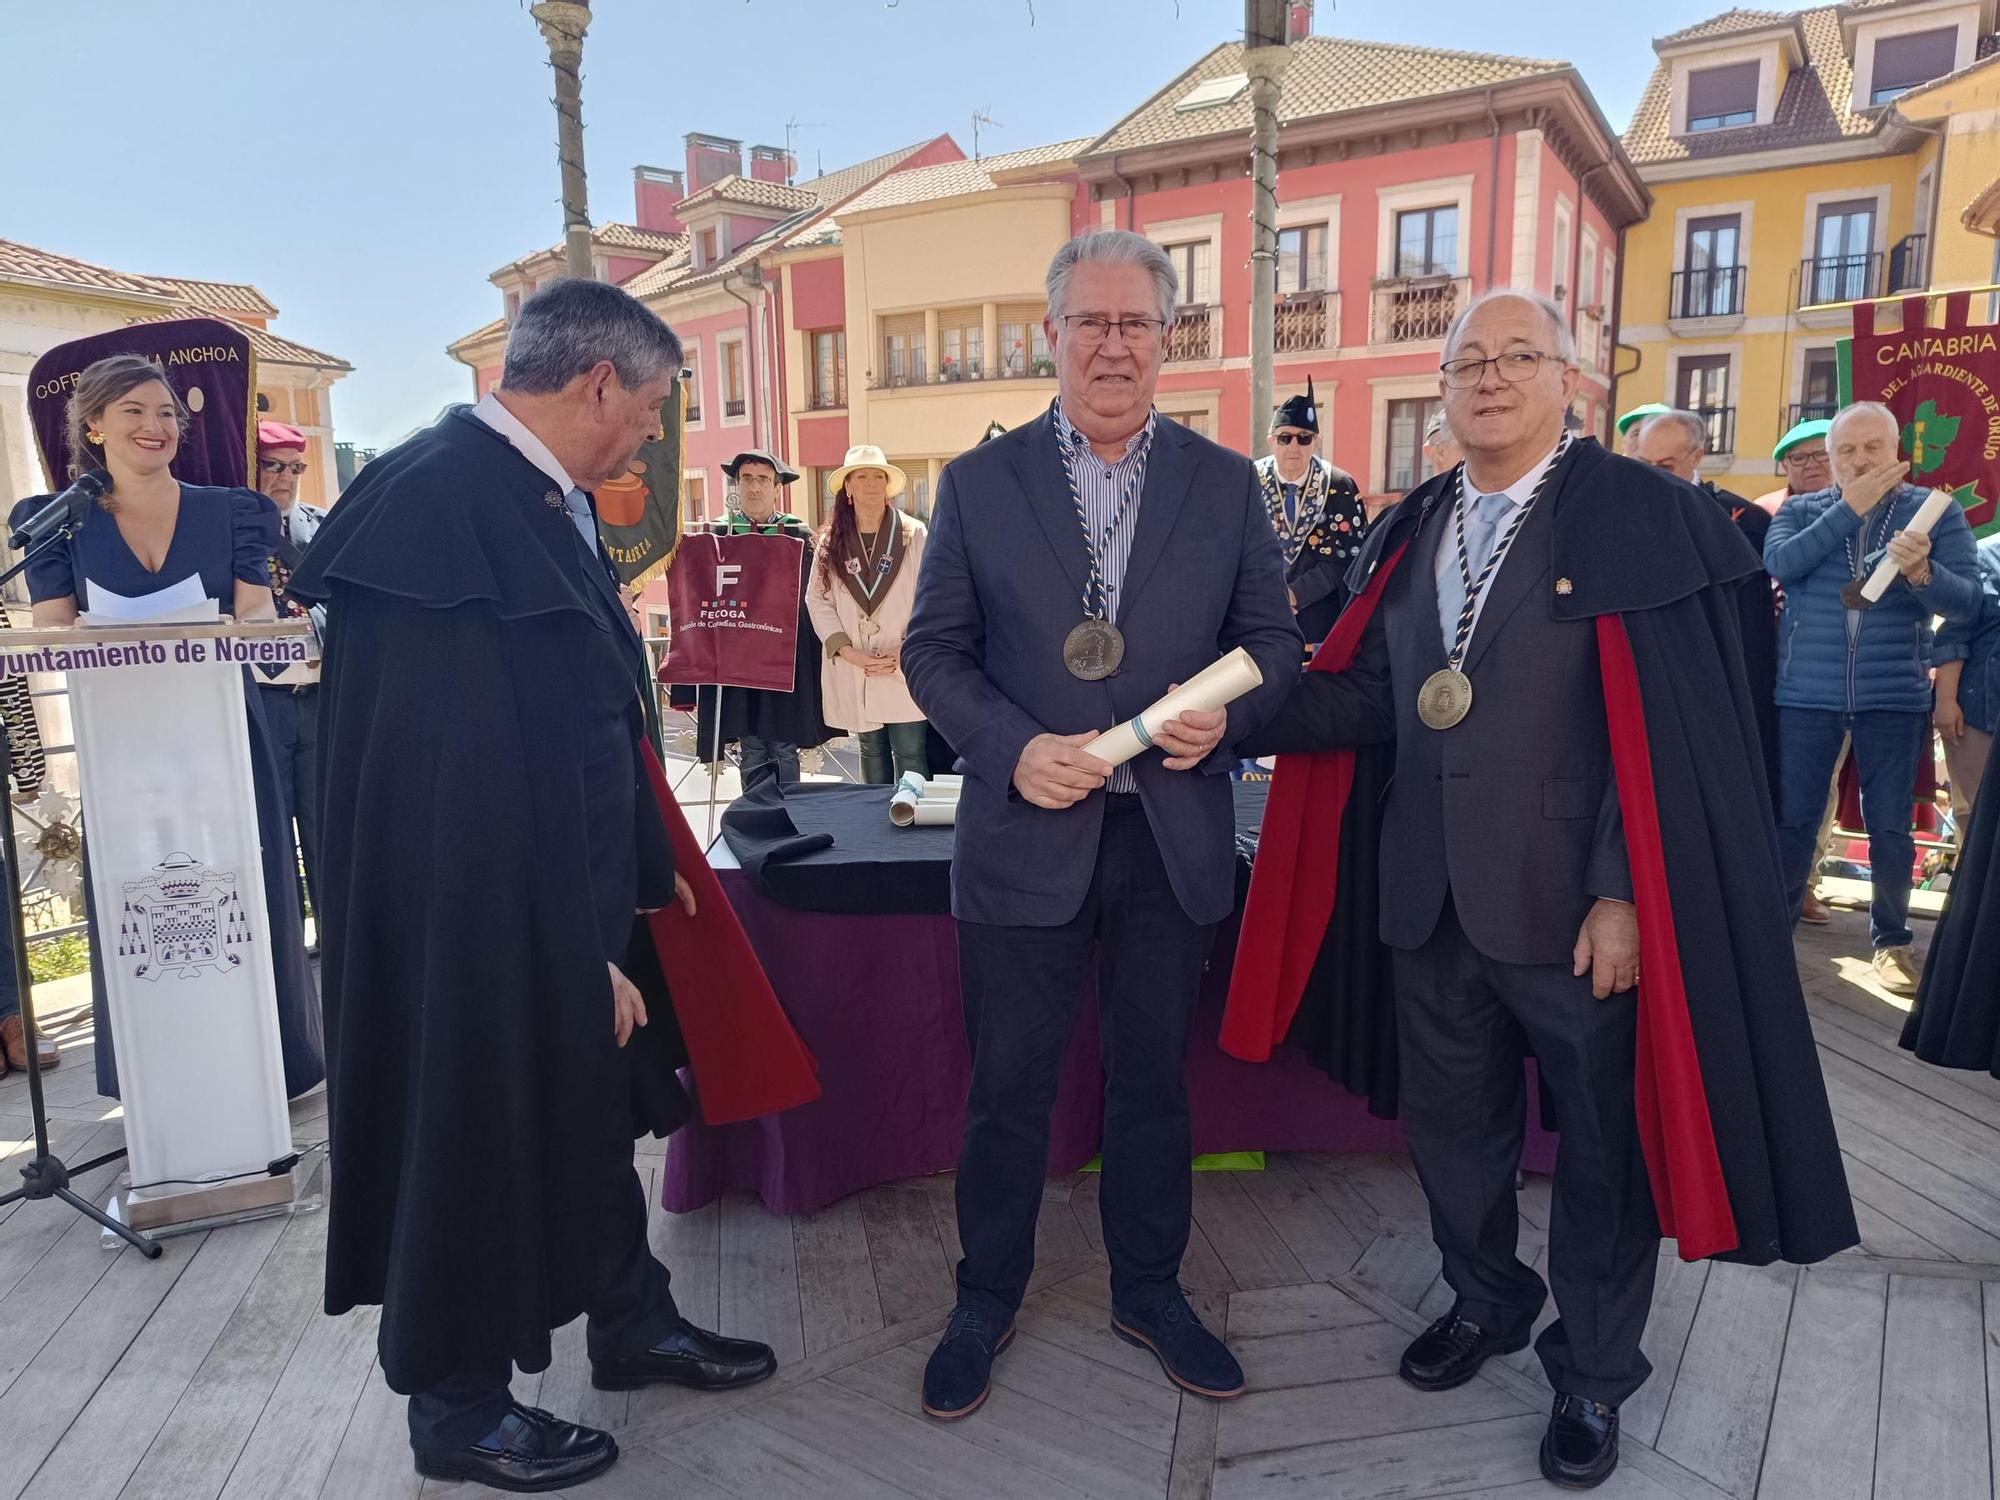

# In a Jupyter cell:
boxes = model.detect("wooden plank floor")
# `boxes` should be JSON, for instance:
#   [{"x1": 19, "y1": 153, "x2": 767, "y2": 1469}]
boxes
[{"x1": 3, "y1": 908, "x2": 1998, "y2": 1498}]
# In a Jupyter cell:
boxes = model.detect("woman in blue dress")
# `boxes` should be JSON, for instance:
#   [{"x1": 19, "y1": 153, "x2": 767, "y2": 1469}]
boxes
[{"x1": 8, "y1": 355, "x2": 323, "y2": 1098}]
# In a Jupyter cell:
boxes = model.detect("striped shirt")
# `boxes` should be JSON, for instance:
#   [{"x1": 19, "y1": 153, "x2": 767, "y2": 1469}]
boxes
[{"x1": 1054, "y1": 400, "x2": 1157, "y2": 794}]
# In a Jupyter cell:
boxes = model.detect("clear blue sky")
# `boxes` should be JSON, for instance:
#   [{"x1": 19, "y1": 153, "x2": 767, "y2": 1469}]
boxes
[{"x1": 1, "y1": 0, "x2": 1728, "y2": 450}]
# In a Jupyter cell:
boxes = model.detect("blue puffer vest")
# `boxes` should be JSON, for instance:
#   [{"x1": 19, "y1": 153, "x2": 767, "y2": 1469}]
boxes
[{"x1": 1764, "y1": 482, "x2": 1983, "y2": 715}]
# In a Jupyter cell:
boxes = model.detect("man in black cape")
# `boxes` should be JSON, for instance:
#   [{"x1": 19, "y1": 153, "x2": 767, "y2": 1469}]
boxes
[
  {"x1": 693, "y1": 448, "x2": 835, "y2": 786},
  {"x1": 1254, "y1": 377, "x2": 1369, "y2": 643},
  {"x1": 1223, "y1": 291, "x2": 1855, "y2": 1491},
  {"x1": 290, "y1": 281, "x2": 779, "y2": 1493}
]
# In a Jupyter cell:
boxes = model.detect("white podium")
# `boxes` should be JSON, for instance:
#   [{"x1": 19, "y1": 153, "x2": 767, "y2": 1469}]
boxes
[{"x1": 4, "y1": 620, "x2": 311, "y2": 1231}]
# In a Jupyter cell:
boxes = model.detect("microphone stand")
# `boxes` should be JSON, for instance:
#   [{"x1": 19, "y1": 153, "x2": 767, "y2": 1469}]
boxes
[{"x1": 0, "y1": 518, "x2": 161, "y2": 1257}]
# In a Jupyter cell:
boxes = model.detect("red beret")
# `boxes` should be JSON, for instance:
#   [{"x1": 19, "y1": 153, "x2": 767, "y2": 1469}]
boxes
[{"x1": 257, "y1": 420, "x2": 307, "y2": 452}]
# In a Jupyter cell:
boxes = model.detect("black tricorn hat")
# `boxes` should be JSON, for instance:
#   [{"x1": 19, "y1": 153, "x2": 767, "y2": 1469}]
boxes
[
  {"x1": 721, "y1": 448, "x2": 800, "y2": 484},
  {"x1": 1271, "y1": 376, "x2": 1319, "y2": 434}
]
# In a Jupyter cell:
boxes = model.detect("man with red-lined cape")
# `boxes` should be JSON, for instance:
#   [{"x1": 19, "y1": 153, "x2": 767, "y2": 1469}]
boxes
[
  {"x1": 1222, "y1": 289, "x2": 1855, "y2": 1492},
  {"x1": 289, "y1": 280, "x2": 817, "y2": 1495}
]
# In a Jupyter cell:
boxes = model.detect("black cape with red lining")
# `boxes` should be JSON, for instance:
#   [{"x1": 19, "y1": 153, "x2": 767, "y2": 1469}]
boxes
[
  {"x1": 1223, "y1": 440, "x2": 1857, "y2": 1266},
  {"x1": 287, "y1": 409, "x2": 817, "y2": 1394}
]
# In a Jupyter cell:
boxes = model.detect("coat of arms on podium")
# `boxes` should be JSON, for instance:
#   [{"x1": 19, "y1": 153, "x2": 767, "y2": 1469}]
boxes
[{"x1": 117, "y1": 853, "x2": 253, "y2": 980}]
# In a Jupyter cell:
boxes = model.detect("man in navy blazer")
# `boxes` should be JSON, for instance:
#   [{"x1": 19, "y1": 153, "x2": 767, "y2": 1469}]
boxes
[{"x1": 902, "y1": 229, "x2": 1300, "y2": 1419}]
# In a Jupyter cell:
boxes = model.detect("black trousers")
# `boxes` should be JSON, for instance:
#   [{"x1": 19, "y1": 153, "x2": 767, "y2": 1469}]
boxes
[
  {"x1": 1394, "y1": 898, "x2": 1660, "y2": 1406},
  {"x1": 954, "y1": 795, "x2": 1217, "y2": 1322},
  {"x1": 406, "y1": 1160, "x2": 680, "y2": 1450},
  {"x1": 258, "y1": 684, "x2": 322, "y2": 924}
]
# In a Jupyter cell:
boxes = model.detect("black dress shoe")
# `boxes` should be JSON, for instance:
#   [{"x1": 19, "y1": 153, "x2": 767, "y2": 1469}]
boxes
[
  {"x1": 1398, "y1": 1309, "x2": 1531, "y2": 1392},
  {"x1": 412, "y1": 1402, "x2": 616, "y2": 1494},
  {"x1": 1540, "y1": 1393, "x2": 1620, "y2": 1490},
  {"x1": 590, "y1": 1320, "x2": 777, "y2": 1391}
]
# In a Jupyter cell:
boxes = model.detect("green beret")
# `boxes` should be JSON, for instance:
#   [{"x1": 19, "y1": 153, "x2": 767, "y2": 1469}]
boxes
[
  {"x1": 1772, "y1": 418, "x2": 1832, "y2": 461},
  {"x1": 1615, "y1": 402, "x2": 1671, "y2": 435}
]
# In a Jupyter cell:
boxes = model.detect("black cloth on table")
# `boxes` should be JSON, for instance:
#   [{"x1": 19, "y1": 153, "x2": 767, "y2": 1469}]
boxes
[
  {"x1": 722, "y1": 778, "x2": 1270, "y2": 917},
  {"x1": 1902, "y1": 737, "x2": 2000, "y2": 1073}
]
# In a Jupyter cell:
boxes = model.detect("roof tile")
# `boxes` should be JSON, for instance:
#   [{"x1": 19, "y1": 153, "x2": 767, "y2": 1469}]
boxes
[
  {"x1": 836, "y1": 140, "x2": 1088, "y2": 215},
  {"x1": 1624, "y1": 4, "x2": 1878, "y2": 165},
  {"x1": 1084, "y1": 36, "x2": 1565, "y2": 156},
  {"x1": 0, "y1": 239, "x2": 175, "y2": 301}
]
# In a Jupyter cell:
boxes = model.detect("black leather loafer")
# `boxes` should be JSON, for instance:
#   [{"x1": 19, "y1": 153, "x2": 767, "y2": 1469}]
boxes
[
  {"x1": 1398, "y1": 1309, "x2": 1531, "y2": 1392},
  {"x1": 412, "y1": 1402, "x2": 616, "y2": 1494},
  {"x1": 1540, "y1": 1392, "x2": 1620, "y2": 1490},
  {"x1": 590, "y1": 1320, "x2": 778, "y2": 1391}
]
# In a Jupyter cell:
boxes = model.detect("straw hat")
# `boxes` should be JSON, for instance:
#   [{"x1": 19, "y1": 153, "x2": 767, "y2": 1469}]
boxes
[{"x1": 828, "y1": 444, "x2": 907, "y2": 499}]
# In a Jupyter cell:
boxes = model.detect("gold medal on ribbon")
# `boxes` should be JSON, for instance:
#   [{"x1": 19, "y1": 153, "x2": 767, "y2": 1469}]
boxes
[{"x1": 1417, "y1": 668, "x2": 1473, "y2": 730}]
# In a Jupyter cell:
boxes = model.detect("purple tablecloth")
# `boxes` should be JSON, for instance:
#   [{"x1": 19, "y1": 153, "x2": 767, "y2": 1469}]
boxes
[{"x1": 662, "y1": 867, "x2": 1559, "y2": 1213}]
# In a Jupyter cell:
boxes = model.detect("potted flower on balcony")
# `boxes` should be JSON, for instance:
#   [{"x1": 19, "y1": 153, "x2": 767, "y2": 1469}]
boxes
[
  {"x1": 939, "y1": 357, "x2": 960, "y2": 383},
  {"x1": 1030, "y1": 355, "x2": 1056, "y2": 377}
]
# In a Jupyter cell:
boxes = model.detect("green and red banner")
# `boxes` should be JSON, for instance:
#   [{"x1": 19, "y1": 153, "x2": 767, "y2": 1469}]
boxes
[{"x1": 1842, "y1": 293, "x2": 2000, "y2": 537}]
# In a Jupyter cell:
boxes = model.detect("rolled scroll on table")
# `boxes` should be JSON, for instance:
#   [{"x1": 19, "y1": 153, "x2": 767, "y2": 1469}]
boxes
[
  {"x1": 1081, "y1": 647, "x2": 1265, "y2": 769},
  {"x1": 889, "y1": 772, "x2": 964, "y2": 827},
  {"x1": 1850, "y1": 487, "x2": 1956, "y2": 607}
]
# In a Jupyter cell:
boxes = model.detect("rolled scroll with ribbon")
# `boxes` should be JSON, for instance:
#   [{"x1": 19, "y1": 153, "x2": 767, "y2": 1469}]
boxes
[
  {"x1": 1082, "y1": 647, "x2": 1265, "y2": 769},
  {"x1": 889, "y1": 772, "x2": 964, "y2": 827},
  {"x1": 1843, "y1": 488, "x2": 1956, "y2": 610}
]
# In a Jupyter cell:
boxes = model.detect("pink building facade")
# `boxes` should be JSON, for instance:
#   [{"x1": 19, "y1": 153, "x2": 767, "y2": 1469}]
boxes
[{"x1": 1078, "y1": 38, "x2": 1648, "y2": 497}]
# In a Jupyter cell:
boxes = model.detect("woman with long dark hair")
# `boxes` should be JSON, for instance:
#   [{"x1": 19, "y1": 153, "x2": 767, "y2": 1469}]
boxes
[
  {"x1": 805, "y1": 445, "x2": 930, "y2": 783},
  {"x1": 7, "y1": 354, "x2": 323, "y2": 1099}
]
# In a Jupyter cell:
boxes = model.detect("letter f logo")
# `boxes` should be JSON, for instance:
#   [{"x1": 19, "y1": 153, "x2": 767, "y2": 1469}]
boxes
[{"x1": 715, "y1": 563, "x2": 742, "y2": 594}]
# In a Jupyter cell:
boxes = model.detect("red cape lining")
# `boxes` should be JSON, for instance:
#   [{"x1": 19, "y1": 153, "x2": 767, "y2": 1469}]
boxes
[{"x1": 640, "y1": 743, "x2": 821, "y2": 1125}]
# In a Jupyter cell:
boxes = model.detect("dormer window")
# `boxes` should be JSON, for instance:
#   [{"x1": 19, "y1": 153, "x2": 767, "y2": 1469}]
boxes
[
  {"x1": 1869, "y1": 26, "x2": 1958, "y2": 104},
  {"x1": 698, "y1": 227, "x2": 718, "y2": 267},
  {"x1": 1687, "y1": 61, "x2": 1758, "y2": 131}
]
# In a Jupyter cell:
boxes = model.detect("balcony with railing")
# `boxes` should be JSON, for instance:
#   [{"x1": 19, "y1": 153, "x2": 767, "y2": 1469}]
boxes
[
  {"x1": 724, "y1": 398, "x2": 747, "y2": 418},
  {"x1": 1274, "y1": 290, "x2": 1340, "y2": 354},
  {"x1": 1787, "y1": 400, "x2": 1838, "y2": 428},
  {"x1": 1693, "y1": 405, "x2": 1737, "y2": 456},
  {"x1": 1888, "y1": 234, "x2": 1930, "y2": 294},
  {"x1": 1370, "y1": 275, "x2": 1470, "y2": 345},
  {"x1": 686, "y1": 400, "x2": 702, "y2": 424},
  {"x1": 1669, "y1": 265, "x2": 1746, "y2": 323},
  {"x1": 1799, "y1": 253, "x2": 1883, "y2": 308},
  {"x1": 1164, "y1": 305, "x2": 1217, "y2": 363},
  {"x1": 866, "y1": 357, "x2": 1056, "y2": 392}
]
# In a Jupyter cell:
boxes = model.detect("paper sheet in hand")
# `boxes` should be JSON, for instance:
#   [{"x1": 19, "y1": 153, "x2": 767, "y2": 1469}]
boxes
[
  {"x1": 79, "y1": 573, "x2": 216, "y2": 625},
  {"x1": 1083, "y1": 648, "x2": 1264, "y2": 769},
  {"x1": 1854, "y1": 489, "x2": 1955, "y2": 605}
]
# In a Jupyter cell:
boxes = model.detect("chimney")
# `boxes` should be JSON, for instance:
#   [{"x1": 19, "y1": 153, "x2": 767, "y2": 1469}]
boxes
[
  {"x1": 749, "y1": 144, "x2": 795, "y2": 186},
  {"x1": 633, "y1": 165, "x2": 686, "y2": 235},
  {"x1": 685, "y1": 132, "x2": 744, "y2": 190},
  {"x1": 1286, "y1": 0, "x2": 1312, "y2": 41}
]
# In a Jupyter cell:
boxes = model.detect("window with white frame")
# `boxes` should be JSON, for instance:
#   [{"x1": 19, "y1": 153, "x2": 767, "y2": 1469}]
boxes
[
  {"x1": 720, "y1": 340, "x2": 747, "y2": 419},
  {"x1": 1386, "y1": 397, "x2": 1445, "y2": 493},
  {"x1": 1870, "y1": 27, "x2": 1957, "y2": 104},
  {"x1": 682, "y1": 344, "x2": 703, "y2": 424},
  {"x1": 1164, "y1": 240, "x2": 1214, "y2": 306},
  {"x1": 1277, "y1": 224, "x2": 1329, "y2": 294},
  {"x1": 1686, "y1": 61, "x2": 1758, "y2": 131},
  {"x1": 1395, "y1": 207, "x2": 1458, "y2": 278}
]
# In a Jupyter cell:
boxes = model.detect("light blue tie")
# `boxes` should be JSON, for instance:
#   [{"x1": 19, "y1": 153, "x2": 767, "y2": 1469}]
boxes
[
  {"x1": 1437, "y1": 490, "x2": 1513, "y2": 652},
  {"x1": 562, "y1": 486, "x2": 597, "y2": 553}
]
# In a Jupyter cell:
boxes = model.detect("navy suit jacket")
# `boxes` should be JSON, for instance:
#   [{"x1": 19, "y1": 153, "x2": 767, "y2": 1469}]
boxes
[{"x1": 903, "y1": 409, "x2": 1302, "y2": 927}]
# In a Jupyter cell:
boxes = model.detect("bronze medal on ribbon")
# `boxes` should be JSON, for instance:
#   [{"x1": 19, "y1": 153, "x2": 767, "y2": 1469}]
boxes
[
  {"x1": 1064, "y1": 619, "x2": 1125, "y2": 681},
  {"x1": 1417, "y1": 668, "x2": 1473, "y2": 730}
]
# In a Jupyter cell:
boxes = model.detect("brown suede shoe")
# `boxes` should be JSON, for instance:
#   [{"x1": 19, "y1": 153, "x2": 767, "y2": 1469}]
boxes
[{"x1": 0, "y1": 1014, "x2": 58, "y2": 1071}]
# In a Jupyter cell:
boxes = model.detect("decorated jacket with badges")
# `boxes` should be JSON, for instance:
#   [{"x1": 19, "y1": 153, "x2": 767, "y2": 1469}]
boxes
[
  {"x1": 260, "y1": 500, "x2": 328, "y2": 687},
  {"x1": 1256, "y1": 453, "x2": 1368, "y2": 633}
]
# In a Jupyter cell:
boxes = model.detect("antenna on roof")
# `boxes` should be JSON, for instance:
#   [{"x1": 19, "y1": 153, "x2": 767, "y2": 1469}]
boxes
[
  {"x1": 972, "y1": 108, "x2": 1004, "y2": 161},
  {"x1": 783, "y1": 115, "x2": 825, "y2": 185}
]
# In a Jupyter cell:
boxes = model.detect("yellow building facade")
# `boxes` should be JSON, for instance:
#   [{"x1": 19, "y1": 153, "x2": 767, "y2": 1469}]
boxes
[
  {"x1": 800, "y1": 144, "x2": 1090, "y2": 517},
  {"x1": 1619, "y1": 0, "x2": 2000, "y2": 494}
]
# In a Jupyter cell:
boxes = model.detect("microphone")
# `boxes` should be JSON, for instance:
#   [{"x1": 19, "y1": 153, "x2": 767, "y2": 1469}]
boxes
[{"x1": 9, "y1": 471, "x2": 108, "y2": 552}]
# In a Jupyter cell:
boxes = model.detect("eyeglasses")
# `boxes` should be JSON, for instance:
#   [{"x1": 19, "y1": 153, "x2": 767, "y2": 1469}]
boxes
[
  {"x1": 1272, "y1": 432, "x2": 1315, "y2": 446},
  {"x1": 1439, "y1": 350, "x2": 1557, "y2": 388},
  {"x1": 259, "y1": 459, "x2": 309, "y2": 476},
  {"x1": 1783, "y1": 449, "x2": 1830, "y2": 468},
  {"x1": 1058, "y1": 315, "x2": 1168, "y2": 348}
]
